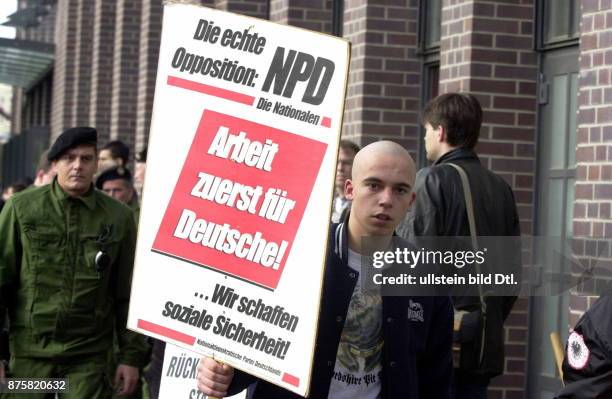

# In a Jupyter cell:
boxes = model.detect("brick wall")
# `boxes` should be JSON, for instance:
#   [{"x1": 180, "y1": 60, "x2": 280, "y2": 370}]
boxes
[
  {"x1": 70, "y1": 0, "x2": 94, "y2": 127},
  {"x1": 438, "y1": 1, "x2": 538, "y2": 397},
  {"x1": 269, "y1": 0, "x2": 332, "y2": 32},
  {"x1": 50, "y1": 0, "x2": 78, "y2": 139},
  {"x1": 89, "y1": 0, "x2": 116, "y2": 144},
  {"x1": 109, "y1": 0, "x2": 143, "y2": 151},
  {"x1": 135, "y1": 0, "x2": 163, "y2": 155},
  {"x1": 215, "y1": 0, "x2": 268, "y2": 18},
  {"x1": 570, "y1": 0, "x2": 612, "y2": 324},
  {"x1": 342, "y1": 0, "x2": 421, "y2": 155}
]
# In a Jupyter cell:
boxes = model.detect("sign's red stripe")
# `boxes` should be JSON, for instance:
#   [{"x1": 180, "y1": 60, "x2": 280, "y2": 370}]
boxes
[
  {"x1": 167, "y1": 75, "x2": 255, "y2": 106},
  {"x1": 282, "y1": 372, "x2": 300, "y2": 387},
  {"x1": 137, "y1": 319, "x2": 196, "y2": 345}
]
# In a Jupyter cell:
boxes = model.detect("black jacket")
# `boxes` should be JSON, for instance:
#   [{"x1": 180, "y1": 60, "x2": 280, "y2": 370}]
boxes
[
  {"x1": 398, "y1": 148, "x2": 521, "y2": 378},
  {"x1": 556, "y1": 295, "x2": 612, "y2": 399},
  {"x1": 228, "y1": 222, "x2": 454, "y2": 398}
]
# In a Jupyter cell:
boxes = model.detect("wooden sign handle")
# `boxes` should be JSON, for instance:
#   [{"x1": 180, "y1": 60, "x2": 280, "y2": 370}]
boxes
[{"x1": 550, "y1": 331, "x2": 565, "y2": 384}]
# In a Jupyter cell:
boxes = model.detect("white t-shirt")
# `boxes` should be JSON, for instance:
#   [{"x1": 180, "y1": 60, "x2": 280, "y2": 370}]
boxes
[{"x1": 327, "y1": 250, "x2": 383, "y2": 399}]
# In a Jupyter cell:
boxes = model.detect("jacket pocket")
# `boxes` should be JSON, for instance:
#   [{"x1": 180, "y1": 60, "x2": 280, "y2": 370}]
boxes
[
  {"x1": 25, "y1": 228, "x2": 64, "y2": 337},
  {"x1": 67, "y1": 234, "x2": 119, "y2": 334}
]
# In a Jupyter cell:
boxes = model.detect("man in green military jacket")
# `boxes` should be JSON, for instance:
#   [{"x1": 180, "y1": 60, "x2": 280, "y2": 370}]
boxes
[{"x1": 0, "y1": 127, "x2": 148, "y2": 398}]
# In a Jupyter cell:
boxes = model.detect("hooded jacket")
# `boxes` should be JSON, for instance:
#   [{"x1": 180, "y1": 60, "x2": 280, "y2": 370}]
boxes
[{"x1": 228, "y1": 222, "x2": 454, "y2": 398}]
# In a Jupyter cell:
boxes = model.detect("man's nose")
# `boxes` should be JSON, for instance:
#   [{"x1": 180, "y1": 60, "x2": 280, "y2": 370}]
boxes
[{"x1": 378, "y1": 187, "x2": 393, "y2": 207}]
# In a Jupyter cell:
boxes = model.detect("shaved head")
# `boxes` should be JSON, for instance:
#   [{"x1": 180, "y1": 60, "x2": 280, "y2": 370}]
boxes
[
  {"x1": 352, "y1": 141, "x2": 416, "y2": 183},
  {"x1": 344, "y1": 140, "x2": 417, "y2": 251}
]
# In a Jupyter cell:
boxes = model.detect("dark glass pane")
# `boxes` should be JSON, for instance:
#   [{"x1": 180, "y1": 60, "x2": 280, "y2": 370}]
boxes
[
  {"x1": 429, "y1": 65, "x2": 439, "y2": 98},
  {"x1": 425, "y1": 0, "x2": 441, "y2": 49},
  {"x1": 571, "y1": 0, "x2": 580, "y2": 37},
  {"x1": 543, "y1": 0, "x2": 579, "y2": 44}
]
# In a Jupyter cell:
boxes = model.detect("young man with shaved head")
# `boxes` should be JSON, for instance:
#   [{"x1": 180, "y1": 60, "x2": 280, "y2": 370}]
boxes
[{"x1": 196, "y1": 141, "x2": 454, "y2": 399}]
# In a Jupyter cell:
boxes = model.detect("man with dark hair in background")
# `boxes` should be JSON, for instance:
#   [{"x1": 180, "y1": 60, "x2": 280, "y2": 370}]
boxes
[
  {"x1": 1, "y1": 182, "x2": 29, "y2": 202},
  {"x1": 399, "y1": 93, "x2": 521, "y2": 399},
  {"x1": 331, "y1": 139, "x2": 360, "y2": 223},
  {"x1": 98, "y1": 140, "x2": 131, "y2": 174},
  {"x1": 33, "y1": 149, "x2": 57, "y2": 187},
  {"x1": 134, "y1": 147, "x2": 147, "y2": 198}
]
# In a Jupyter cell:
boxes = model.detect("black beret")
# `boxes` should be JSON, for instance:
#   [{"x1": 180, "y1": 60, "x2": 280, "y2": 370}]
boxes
[
  {"x1": 96, "y1": 166, "x2": 133, "y2": 190},
  {"x1": 48, "y1": 127, "x2": 98, "y2": 161}
]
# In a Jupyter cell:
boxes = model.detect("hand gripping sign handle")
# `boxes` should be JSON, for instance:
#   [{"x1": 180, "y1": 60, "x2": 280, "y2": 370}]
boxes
[{"x1": 207, "y1": 356, "x2": 223, "y2": 399}]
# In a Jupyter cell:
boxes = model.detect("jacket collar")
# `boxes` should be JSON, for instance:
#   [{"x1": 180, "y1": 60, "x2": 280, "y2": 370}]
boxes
[
  {"x1": 433, "y1": 147, "x2": 480, "y2": 166},
  {"x1": 51, "y1": 178, "x2": 97, "y2": 210},
  {"x1": 333, "y1": 211, "x2": 398, "y2": 264},
  {"x1": 333, "y1": 219, "x2": 349, "y2": 264}
]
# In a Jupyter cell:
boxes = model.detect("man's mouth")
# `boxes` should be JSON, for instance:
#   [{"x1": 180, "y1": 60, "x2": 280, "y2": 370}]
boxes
[{"x1": 373, "y1": 214, "x2": 391, "y2": 222}]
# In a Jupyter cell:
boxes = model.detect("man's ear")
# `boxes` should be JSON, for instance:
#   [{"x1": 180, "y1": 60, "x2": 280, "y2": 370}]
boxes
[
  {"x1": 436, "y1": 125, "x2": 446, "y2": 143},
  {"x1": 344, "y1": 179, "x2": 354, "y2": 200},
  {"x1": 408, "y1": 191, "x2": 416, "y2": 208}
]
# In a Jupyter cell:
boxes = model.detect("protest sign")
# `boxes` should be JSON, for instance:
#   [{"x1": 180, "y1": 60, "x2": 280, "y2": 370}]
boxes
[
  {"x1": 127, "y1": 3, "x2": 349, "y2": 396},
  {"x1": 159, "y1": 343, "x2": 246, "y2": 399}
]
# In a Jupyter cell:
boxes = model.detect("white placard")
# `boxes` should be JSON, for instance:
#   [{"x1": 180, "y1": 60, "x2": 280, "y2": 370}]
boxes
[{"x1": 128, "y1": 4, "x2": 349, "y2": 396}]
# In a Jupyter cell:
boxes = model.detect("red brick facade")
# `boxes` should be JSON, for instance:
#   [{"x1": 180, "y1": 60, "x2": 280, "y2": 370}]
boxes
[
  {"x1": 342, "y1": 0, "x2": 421, "y2": 155},
  {"x1": 50, "y1": 0, "x2": 78, "y2": 139},
  {"x1": 570, "y1": 0, "x2": 612, "y2": 325},
  {"x1": 89, "y1": 0, "x2": 117, "y2": 144},
  {"x1": 438, "y1": 3, "x2": 538, "y2": 395},
  {"x1": 109, "y1": 0, "x2": 143, "y2": 150},
  {"x1": 135, "y1": 0, "x2": 164, "y2": 154},
  {"x1": 71, "y1": 0, "x2": 95, "y2": 127}
]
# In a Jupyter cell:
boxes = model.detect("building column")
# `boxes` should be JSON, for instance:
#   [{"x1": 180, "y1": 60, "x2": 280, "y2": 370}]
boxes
[
  {"x1": 570, "y1": 0, "x2": 612, "y2": 322},
  {"x1": 71, "y1": 0, "x2": 95, "y2": 127},
  {"x1": 89, "y1": 0, "x2": 116, "y2": 144},
  {"x1": 215, "y1": 0, "x2": 268, "y2": 18},
  {"x1": 50, "y1": 0, "x2": 78, "y2": 139},
  {"x1": 268, "y1": 0, "x2": 330, "y2": 31},
  {"x1": 135, "y1": 0, "x2": 163, "y2": 155},
  {"x1": 109, "y1": 0, "x2": 143, "y2": 150},
  {"x1": 341, "y1": 0, "x2": 421, "y2": 153},
  {"x1": 438, "y1": 1, "x2": 538, "y2": 395}
]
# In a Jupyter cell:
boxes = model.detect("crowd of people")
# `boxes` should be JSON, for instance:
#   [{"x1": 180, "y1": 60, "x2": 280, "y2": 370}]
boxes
[{"x1": 0, "y1": 93, "x2": 608, "y2": 398}]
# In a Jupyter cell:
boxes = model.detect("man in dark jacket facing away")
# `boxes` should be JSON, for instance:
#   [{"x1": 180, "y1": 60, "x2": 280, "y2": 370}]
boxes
[
  {"x1": 398, "y1": 93, "x2": 521, "y2": 399},
  {"x1": 195, "y1": 141, "x2": 454, "y2": 398}
]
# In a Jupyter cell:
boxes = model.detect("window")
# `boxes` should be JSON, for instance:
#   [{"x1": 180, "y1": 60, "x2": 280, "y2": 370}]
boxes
[
  {"x1": 419, "y1": 0, "x2": 441, "y2": 53},
  {"x1": 537, "y1": 0, "x2": 580, "y2": 49},
  {"x1": 332, "y1": 0, "x2": 343, "y2": 37}
]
